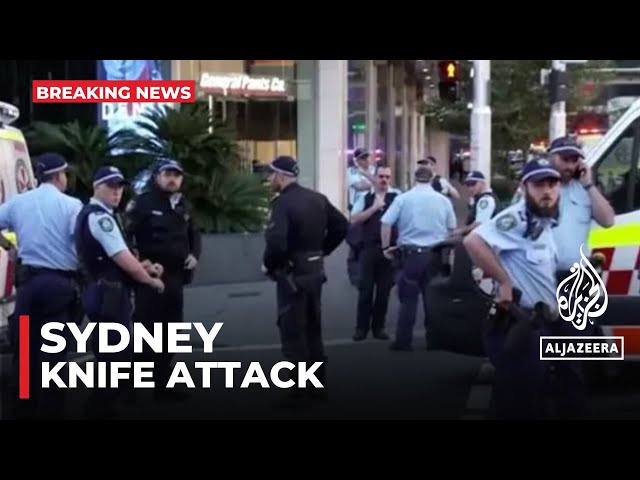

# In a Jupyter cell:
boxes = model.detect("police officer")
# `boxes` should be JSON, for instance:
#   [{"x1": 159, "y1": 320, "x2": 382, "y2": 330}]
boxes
[
  {"x1": 346, "y1": 148, "x2": 377, "y2": 287},
  {"x1": 456, "y1": 170, "x2": 498, "y2": 236},
  {"x1": 75, "y1": 166, "x2": 165, "y2": 418},
  {"x1": 417, "y1": 156, "x2": 461, "y2": 201},
  {"x1": 124, "y1": 158, "x2": 201, "y2": 403},
  {"x1": 350, "y1": 165, "x2": 400, "y2": 341},
  {"x1": 548, "y1": 135, "x2": 615, "y2": 418},
  {"x1": 463, "y1": 158, "x2": 561, "y2": 419},
  {"x1": 380, "y1": 166, "x2": 457, "y2": 350},
  {"x1": 263, "y1": 156, "x2": 348, "y2": 405},
  {"x1": 0, "y1": 153, "x2": 83, "y2": 419}
]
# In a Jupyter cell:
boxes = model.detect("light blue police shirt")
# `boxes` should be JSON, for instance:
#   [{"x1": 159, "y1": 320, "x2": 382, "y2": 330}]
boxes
[
  {"x1": 381, "y1": 183, "x2": 456, "y2": 247},
  {"x1": 473, "y1": 200, "x2": 559, "y2": 310},
  {"x1": 475, "y1": 192, "x2": 497, "y2": 225},
  {"x1": 87, "y1": 198, "x2": 128, "y2": 257},
  {"x1": 347, "y1": 165, "x2": 376, "y2": 209},
  {"x1": 553, "y1": 179, "x2": 592, "y2": 270},
  {"x1": 351, "y1": 187, "x2": 403, "y2": 215},
  {"x1": 0, "y1": 183, "x2": 82, "y2": 271}
]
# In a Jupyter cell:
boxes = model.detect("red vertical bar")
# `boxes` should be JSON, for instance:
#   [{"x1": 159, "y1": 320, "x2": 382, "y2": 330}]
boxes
[{"x1": 19, "y1": 315, "x2": 29, "y2": 399}]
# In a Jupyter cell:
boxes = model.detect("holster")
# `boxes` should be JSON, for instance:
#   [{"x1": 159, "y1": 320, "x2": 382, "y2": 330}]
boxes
[{"x1": 97, "y1": 279, "x2": 124, "y2": 320}]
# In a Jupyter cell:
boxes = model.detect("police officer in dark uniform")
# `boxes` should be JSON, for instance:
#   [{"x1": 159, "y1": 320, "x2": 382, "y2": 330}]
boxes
[
  {"x1": 124, "y1": 158, "x2": 201, "y2": 403},
  {"x1": 75, "y1": 166, "x2": 165, "y2": 418},
  {"x1": 0, "y1": 153, "x2": 83, "y2": 419},
  {"x1": 262, "y1": 156, "x2": 348, "y2": 404},
  {"x1": 349, "y1": 164, "x2": 400, "y2": 341}
]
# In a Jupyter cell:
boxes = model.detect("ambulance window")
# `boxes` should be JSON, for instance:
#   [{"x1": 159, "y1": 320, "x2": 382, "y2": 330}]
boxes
[{"x1": 594, "y1": 119, "x2": 640, "y2": 214}]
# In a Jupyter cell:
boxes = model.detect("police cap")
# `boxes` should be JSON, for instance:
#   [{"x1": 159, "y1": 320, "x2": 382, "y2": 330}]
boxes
[
  {"x1": 547, "y1": 135, "x2": 584, "y2": 159},
  {"x1": 156, "y1": 158, "x2": 184, "y2": 174},
  {"x1": 267, "y1": 156, "x2": 299, "y2": 177},
  {"x1": 93, "y1": 165, "x2": 128, "y2": 188},
  {"x1": 417, "y1": 155, "x2": 437, "y2": 166},
  {"x1": 464, "y1": 170, "x2": 486, "y2": 184},
  {"x1": 353, "y1": 148, "x2": 370, "y2": 160},
  {"x1": 520, "y1": 157, "x2": 561, "y2": 183},
  {"x1": 36, "y1": 152, "x2": 68, "y2": 176}
]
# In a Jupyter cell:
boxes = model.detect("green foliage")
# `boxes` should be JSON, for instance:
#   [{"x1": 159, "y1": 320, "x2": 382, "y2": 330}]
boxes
[
  {"x1": 422, "y1": 60, "x2": 616, "y2": 177},
  {"x1": 23, "y1": 101, "x2": 271, "y2": 234},
  {"x1": 109, "y1": 102, "x2": 271, "y2": 234},
  {"x1": 23, "y1": 121, "x2": 111, "y2": 202}
]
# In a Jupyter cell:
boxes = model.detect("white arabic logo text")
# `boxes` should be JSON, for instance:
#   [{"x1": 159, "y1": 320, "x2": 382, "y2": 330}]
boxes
[{"x1": 556, "y1": 243, "x2": 608, "y2": 330}]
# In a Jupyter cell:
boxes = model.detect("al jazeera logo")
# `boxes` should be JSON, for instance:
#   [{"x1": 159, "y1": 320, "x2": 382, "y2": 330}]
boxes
[{"x1": 540, "y1": 244, "x2": 624, "y2": 361}]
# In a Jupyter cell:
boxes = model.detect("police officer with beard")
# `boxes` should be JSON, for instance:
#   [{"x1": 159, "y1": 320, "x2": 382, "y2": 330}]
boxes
[
  {"x1": 463, "y1": 158, "x2": 561, "y2": 419},
  {"x1": 547, "y1": 135, "x2": 615, "y2": 418},
  {"x1": 75, "y1": 166, "x2": 165, "y2": 418},
  {"x1": 262, "y1": 156, "x2": 348, "y2": 406},
  {"x1": 124, "y1": 158, "x2": 201, "y2": 403}
]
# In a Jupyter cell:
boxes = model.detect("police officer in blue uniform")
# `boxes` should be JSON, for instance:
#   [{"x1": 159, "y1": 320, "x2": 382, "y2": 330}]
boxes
[
  {"x1": 75, "y1": 166, "x2": 164, "y2": 418},
  {"x1": 459, "y1": 170, "x2": 498, "y2": 233},
  {"x1": 350, "y1": 164, "x2": 401, "y2": 341},
  {"x1": 463, "y1": 158, "x2": 561, "y2": 419},
  {"x1": 380, "y1": 166, "x2": 457, "y2": 350},
  {"x1": 547, "y1": 135, "x2": 615, "y2": 418},
  {"x1": 0, "y1": 153, "x2": 83, "y2": 419},
  {"x1": 263, "y1": 156, "x2": 348, "y2": 405}
]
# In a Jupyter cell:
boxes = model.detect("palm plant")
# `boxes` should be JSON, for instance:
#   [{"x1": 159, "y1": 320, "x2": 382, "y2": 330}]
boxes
[
  {"x1": 109, "y1": 102, "x2": 270, "y2": 233},
  {"x1": 24, "y1": 121, "x2": 112, "y2": 202}
]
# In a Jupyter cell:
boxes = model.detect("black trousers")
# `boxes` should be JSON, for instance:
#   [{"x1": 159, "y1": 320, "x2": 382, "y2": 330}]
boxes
[
  {"x1": 276, "y1": 275, "x2": 327, "y2": 388},
  {"x1": 133, "y1": 271, "x2": 184, "y2": 391},
  {"x1": 356, "y1": 245, "x2": 394, "y2": 333}
]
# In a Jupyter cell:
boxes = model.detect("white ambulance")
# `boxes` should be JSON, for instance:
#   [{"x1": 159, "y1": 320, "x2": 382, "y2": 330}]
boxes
[
  {"x1": 428, "y1": 97, "x2": 640, "y2": 365},
  {"x1": 0, "y1": 102, "x2": 36, "y2": 351}
]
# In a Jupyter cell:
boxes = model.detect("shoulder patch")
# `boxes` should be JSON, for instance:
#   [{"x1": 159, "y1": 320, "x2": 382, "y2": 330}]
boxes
[
  {"x1": 98, "y1": 216, "x2": 115, "y2": 232},
  {"x1": 478, "y1": 199, "x2": 489, "y2": 209},
  {"x1": 496, "y1": 213, "x2": 517, "y2": 231}
]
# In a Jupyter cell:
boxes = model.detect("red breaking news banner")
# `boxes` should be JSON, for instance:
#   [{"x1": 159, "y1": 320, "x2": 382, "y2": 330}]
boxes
[
  {"x1": 19, "y1": 315, "x2": 29, "y2": 399},
  {"x1": 32, "y1": 80, "x2": 196, "y2": 103}
]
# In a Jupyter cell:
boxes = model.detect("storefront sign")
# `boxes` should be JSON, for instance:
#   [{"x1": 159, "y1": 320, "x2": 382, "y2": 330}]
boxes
[{"x1": 199, "y1": 73, "x2": 288, "y2": 97}]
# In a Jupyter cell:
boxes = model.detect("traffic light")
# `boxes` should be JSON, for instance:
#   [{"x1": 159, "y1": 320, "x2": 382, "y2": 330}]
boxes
[
  {"x1": 438, "y1": 60, "x2": 459, "y2": 102},
  {"x1": 548, "y1": 68, "x2": 568, "y2": 104}
]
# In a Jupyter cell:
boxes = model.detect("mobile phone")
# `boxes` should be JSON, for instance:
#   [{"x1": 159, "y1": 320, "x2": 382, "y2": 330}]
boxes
[{"x1": 573, "y1": 166, "x2": 585, "y2": 179}]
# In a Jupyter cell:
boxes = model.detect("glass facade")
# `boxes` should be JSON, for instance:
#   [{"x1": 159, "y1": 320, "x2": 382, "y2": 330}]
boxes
[{"x1": 176, "y1": 60, "x2": 316, "y2": 181}]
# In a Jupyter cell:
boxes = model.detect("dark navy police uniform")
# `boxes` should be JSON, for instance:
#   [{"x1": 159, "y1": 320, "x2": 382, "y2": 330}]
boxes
[
  {"x1": 0, "y1": 153, "x2": 82, "y2": 419},
  {"x1": 351, "y1": 190, "x2": 399, "y2": 340},
  {"x1": 124, "y1": 159, "x2": 201, "y2": 401},
  {"x1": 263, "y1": 156, "x2": 348, "y2": 402}
]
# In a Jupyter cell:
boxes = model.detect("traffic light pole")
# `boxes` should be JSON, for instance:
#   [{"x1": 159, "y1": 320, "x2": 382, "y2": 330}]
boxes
[
  {"x1": 549, "y1": 59, "x2": 566, "y2": 142},
  {"x1": 470, "y1": 60, "x2": 492, "y2": 181}
]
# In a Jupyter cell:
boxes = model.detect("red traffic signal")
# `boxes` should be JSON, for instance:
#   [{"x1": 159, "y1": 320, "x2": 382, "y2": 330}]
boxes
[{"x1": 438, "y1": 60, "x2": 459, "y2": 80}]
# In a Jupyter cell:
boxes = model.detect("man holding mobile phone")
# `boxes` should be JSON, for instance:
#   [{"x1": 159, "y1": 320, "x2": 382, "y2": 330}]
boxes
[{"x1": 547, "y1": 135, "x2": 615, "y2": 418}]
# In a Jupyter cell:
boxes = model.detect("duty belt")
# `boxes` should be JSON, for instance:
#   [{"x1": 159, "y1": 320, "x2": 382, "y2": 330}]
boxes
[
  {"x1": 22, "y1": 265, "x2": 78, "y2": 280},
  {"x1": 399, "y1": 245, "x2": 431, "y2": 255},
  {"x1": 289, "y1": 251, "x2": 324, "y2": 275}
]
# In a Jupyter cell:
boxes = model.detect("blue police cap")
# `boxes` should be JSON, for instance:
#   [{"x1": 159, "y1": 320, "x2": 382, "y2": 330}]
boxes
[
  {"x1": 520, "y1": 157, "x2": 561, "y2": 183},
  {"x1": 156, "y1": 158, "x2": 184, "y2": 174},
  {"x1": 464, "y1": 170, "x2": 486, "y2": 183},
  {"x1": 417, "y1": 155, "x2": 437, "y2": 166},
  {"x1": 547, "y1": 135, "x2": 584, "y2": 158},
  {"x1": 268, "y1": 156, "x2": 299, "y2": 177},
  {"x1": 36, "y1": 152, "x2": 68, "y2": 176},
  {"x1": 353, "y1": 148, "x2": 369, "y2": 160},
  {"x1": 93, "y1": 165, "x2": 128, "y2": 188}
]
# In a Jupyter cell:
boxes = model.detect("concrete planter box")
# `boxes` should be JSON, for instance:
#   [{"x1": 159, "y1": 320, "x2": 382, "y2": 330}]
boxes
[{"x1": 190, "y1": 232, "x2": 267, "y2": 286}]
